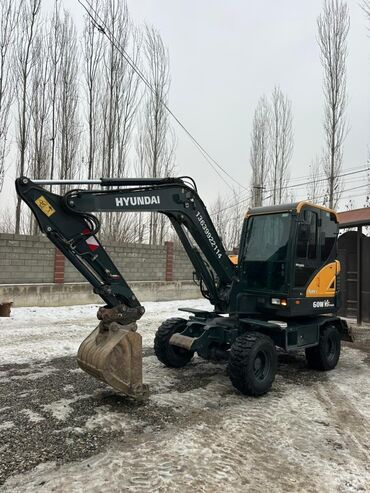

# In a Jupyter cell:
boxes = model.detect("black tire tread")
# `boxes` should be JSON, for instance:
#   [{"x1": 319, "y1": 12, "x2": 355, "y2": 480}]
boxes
[
  {"x1": 154, "y1": 317, "x2": 194, "y2": 368},
  {"x1": 305, "y1": 324, "x2": 341, "y2": 371},
  {"x1": 228, "y1": 332, "x2": 277, "y2": 396}
]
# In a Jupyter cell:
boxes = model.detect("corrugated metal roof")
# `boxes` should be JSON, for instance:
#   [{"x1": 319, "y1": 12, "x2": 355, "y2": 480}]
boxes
[{"x1": 337, "y1": 207, "x2": 370, "y2": 227}]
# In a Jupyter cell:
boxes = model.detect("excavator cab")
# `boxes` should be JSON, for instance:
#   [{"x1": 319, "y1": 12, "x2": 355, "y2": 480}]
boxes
[{"x1": 231, "y1": 201, "x2": 340, "y2": 318}]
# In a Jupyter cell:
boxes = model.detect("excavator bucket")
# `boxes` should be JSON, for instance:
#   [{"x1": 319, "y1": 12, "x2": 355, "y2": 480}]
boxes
[{"x1": 77, "y1": 317, "x2": 148, "y2": 400}]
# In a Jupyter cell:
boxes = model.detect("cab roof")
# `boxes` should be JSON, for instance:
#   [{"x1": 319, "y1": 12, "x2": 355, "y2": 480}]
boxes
[{"x1": 246, "y1": 201, "x2": 338, "y2": 221}]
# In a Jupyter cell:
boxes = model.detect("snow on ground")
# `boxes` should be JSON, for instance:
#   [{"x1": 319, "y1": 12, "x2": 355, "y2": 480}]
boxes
[
  {"x1": 0, "y1": 299, "x2": 370, "y2": 492},
  {"x1": 0, "y1": 299, "x2": 210, "y2": 365}
]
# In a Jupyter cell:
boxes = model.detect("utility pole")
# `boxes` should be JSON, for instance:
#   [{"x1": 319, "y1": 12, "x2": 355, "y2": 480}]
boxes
[{"x1": 253, "y1": 185, "x2": 264, "y2": 207}]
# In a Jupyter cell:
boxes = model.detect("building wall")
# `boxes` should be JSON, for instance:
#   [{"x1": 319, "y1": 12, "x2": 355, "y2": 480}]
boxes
[
  {"x1": 0, "y1": 234, "x2": 194, "y2": 284},
  {"x1": 173, "y1": 246, "x2": 194, "y2": 281},
  {"x1": 0, "y1": 234, "x2": 55, "y2": 284}
]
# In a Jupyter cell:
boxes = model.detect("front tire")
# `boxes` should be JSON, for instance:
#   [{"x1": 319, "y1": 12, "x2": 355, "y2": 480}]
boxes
[
  {"x1": 154, "y1": 318, "x2": 194, "y2": 368},
  {"x1": 305, "y1": 324, "x2": 341, "y2": 371},
  {"x1": 228, "y1": 332, "x2": 277, "y2": 396}
]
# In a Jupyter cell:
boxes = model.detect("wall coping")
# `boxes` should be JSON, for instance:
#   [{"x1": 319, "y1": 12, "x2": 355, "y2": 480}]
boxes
[{"x1": 0, "y1": 280, "x2": 193, "y2": 288}]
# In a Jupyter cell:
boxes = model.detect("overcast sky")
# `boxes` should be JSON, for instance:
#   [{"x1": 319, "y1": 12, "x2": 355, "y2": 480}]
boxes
[{"x1": 3, "y1": 0, "x2": 370, "y2": 211}]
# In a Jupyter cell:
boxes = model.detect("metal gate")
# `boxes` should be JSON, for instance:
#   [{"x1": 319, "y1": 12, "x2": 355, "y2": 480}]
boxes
[{"x1": 338, "y1": 231, "x2": 370, "y2": 324}]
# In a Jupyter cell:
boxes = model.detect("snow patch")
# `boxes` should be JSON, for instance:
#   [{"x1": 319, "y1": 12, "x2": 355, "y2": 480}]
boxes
[
  {"x1": 21, "y1": 409, "x2": 45, "y2": 423},
  {"x1": 42, "y1": 394, "x2": 92, "y2": 421},
  {"x1": 0, "y1": 421, "x2": 14, "y2": 431},
  {"x1": 84, "y1": 405, "x2": 144, "y2": 432},
  {"x1": 0, "y1": 299, "x2": 210, "y2": 365}
]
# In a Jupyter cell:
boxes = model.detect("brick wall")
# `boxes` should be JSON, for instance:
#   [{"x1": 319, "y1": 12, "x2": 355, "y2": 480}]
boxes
[{"x1": 0, "y1": 234, "x2": 193, "y2": 284}]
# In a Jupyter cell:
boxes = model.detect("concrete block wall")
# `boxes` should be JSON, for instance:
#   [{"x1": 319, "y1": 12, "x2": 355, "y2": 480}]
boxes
[
  {"x1": 0, "y1": 234, "x2": 194, "y2": 284},
  {"x1": 64, "y1": 241, "x2": 168, "y2": 283},
  {"x1": 173, "y1": 246, "x2": 194, "y2": 280},
  {"x1": 0, "y1": 234, "x2": 55, "y2": 284}
]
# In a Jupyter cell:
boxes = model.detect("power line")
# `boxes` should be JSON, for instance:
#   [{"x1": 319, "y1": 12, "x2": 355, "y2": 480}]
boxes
[
  {"x1": 77, "y1": 0, "x2": 247, "y2": 193},
  {"x1": 293, "y1": 183, "x2": 369, "y2": 204},
  {"x1": 210, "y1": 167, "x2": 370, "y2": 216},
  {"x1": 222, "y1": 163, "x2": 369, "y2": 210},
  {"x1": 287, "y1": 163, "x2": 368, "y2": 183},
  {"x1": 224, "y1": 188, "x2": 370, "y2": 225},
  {"x1": 274, "y1": 167, "x2": 370, "y2": 193}
]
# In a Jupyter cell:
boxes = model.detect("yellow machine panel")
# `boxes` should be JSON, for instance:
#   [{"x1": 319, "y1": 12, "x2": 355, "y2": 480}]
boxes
[
  {"x1": 229, "y1": 254, "x2": 238, "y2": 265},
  {"x1": 306, "y1": 261, "x2": 340, "y2": 298}
]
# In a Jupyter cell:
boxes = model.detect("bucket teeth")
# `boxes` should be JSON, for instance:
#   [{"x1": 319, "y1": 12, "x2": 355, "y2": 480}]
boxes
[{"x1": 77, "y1": 320, "x2": 148, "y2": 399}]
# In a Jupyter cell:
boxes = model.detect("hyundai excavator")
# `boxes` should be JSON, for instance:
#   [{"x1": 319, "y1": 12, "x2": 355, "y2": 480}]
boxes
[{"x1": 16, "y1": 176, "x2": 351, "y2": 398}]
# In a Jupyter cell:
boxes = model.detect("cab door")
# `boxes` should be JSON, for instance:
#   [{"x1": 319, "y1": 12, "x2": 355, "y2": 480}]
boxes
[{"x1": 293, "y1": 209, "x2": 321, "y2": 293}]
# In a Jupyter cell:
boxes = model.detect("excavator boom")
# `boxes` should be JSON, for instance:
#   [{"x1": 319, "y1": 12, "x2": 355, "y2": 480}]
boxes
[{"x1": 16, "y1": 176, "x2": 235, "y2": 398}]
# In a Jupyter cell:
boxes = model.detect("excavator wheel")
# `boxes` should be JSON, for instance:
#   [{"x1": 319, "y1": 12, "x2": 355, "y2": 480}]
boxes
[
  {"x1": 77, "y1": 320, "x2": 149, "y2": 400},
  {"x1": 154, "y1": 318, "x2": 194, "y2": 368},
  {"x1": 228, "y1": 332, "x2": 277, "y2": 396},
  {"x1": 305, "y1": 324, "x2": 341, "y2": 371}
]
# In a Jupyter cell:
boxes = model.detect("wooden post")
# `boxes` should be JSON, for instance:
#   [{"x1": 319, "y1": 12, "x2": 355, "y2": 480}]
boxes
[{"x1": 357, "y1": 226, "x2": 362, "y2": 326}]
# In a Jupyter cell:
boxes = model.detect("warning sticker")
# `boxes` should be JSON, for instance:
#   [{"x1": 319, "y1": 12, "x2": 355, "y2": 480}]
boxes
[{"x1": 35, "y1": 195, "x2": 56, "y2": 217}]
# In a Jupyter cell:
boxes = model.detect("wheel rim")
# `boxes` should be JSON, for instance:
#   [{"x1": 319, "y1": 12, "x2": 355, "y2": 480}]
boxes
[
  {"x1": 325, "y1": 335, "x2": 337, "y2": 361},
  {"x1": 253, "y1": 350, "x2": 271, "y2": 381}
]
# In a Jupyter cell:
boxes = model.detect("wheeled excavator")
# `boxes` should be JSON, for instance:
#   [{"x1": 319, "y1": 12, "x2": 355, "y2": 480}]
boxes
[{"x1": 16, "y1": 176, "x2": 351, "y2": 398}]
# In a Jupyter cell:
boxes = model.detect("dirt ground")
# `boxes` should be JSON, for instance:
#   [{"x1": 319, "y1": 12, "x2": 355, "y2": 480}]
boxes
[{"x1": 0, "y1": 300, "x2": 370, "y2": 493}]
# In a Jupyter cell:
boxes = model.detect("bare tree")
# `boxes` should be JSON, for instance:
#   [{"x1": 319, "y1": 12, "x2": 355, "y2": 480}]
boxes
[
  {"x1": 138, "y1": 25, "x2": 175, "y2": 244},
  {"x1": 269, "y1": 86, "x2": 293, "y2": 204},
  {"x1": 82, "y1": 0, "x2": 104, "y2": 182},
  {"x1": 0, "y1": 0, "x2": 18, "y2": 193},
  {"x1": 29, "y1": 32, "x2": 51, "y2": 234},
  {"x1": 226, "y1": 192, "x2": 244, "y2": 250},
  {"x1": 0, "y1": 206, "x2": 16, "y2": 233},
  {"x1": 307, "y1": 156, "x2": 323, "y2": 203},
  {"x1": 58, "y1": 11, "x2": 80, "y2": 191},
  {"x1": 209, "y1": 191, "x2": 244, "y2": 250},
  {"x1": 211, "y1": 195, "x2": 229, "y2": 246},
  {"x1": 100, "y1": 0, "x2": 142, "y2": 241},
  {"x1": 133, "y1": 123, "x2": 149, "y2": 243},
  {"x1": 48, "y1": 0, "x2": 62, "y2": 184},
  {"x1": 360, "y1": 3, "x2": 370, "y2": 214},
  {"x1": 29, "y1": 34, "x2": 51, "y2": 181},
  {"x1": 250, "y1": 96, "x2": 270, "y2": 207},
  {"x1": 14, "y1": 0, "x2": 41, "y2": 233},
  {"x1": 317, "y1": 0, "x2": 350, "y2": 209}
]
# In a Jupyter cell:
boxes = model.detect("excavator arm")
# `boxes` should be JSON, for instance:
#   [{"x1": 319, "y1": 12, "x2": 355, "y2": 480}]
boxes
[
  {"x1": 15, "y1": 176, "x2": 235, "y2": 399},
  {"x1": 16, "y1": 176, "x2": 235, "y2": 310}
]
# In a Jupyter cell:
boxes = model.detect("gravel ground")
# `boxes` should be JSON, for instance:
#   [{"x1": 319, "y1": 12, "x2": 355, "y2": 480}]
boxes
[{"x1": 0, "y1": 300, "x2": 370, "y2": 492}]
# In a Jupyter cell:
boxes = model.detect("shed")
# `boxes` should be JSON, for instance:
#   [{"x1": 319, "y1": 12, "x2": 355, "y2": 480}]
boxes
[{"x1": 337, "y1": 207, "x2": 370, "y2": 325}]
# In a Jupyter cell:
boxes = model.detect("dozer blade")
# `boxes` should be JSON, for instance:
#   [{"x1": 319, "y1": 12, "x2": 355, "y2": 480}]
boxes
[{"x1": 77, "y1": 320, "x2": 149, "y2": 399}]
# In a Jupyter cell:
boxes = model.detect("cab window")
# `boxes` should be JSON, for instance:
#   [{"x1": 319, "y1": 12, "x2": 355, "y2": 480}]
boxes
[
  {"x1": 294, "y1": 210, "x2": 318, "y2": 288},
  {"x1": 296, "y1": 210, "x2": 318, "y2": 260},
  {"x1": 321, "y1": 212, "x2": 337, "y2": 260}
]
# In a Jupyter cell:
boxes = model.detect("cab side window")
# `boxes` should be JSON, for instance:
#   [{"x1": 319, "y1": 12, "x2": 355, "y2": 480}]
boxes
[
  {"x1": 294, "y1": 210, "x2": 318, "y2": 288},
  {"x1": 296, "y1": 210, "x2": 318, "y2": 260},
  {"x1": 321, "y1": 212, "x2": 337, "y2": 260}
]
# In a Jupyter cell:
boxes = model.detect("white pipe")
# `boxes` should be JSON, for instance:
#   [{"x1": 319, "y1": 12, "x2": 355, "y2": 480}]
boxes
[{"x1": 32, "y1": 179, "x2": 102, "y2": 185}]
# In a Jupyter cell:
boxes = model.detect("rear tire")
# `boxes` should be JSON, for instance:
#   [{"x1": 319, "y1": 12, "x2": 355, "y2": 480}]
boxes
[
  {"x1": 305, "y1": 324, "x2": 341, "y2": 371},
  {"x1": 228, "y1": 332, "x2": 277, "y2": 396},
  {"x1": 154, "y1": 318, "x2": 194, "y2": 368}
]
